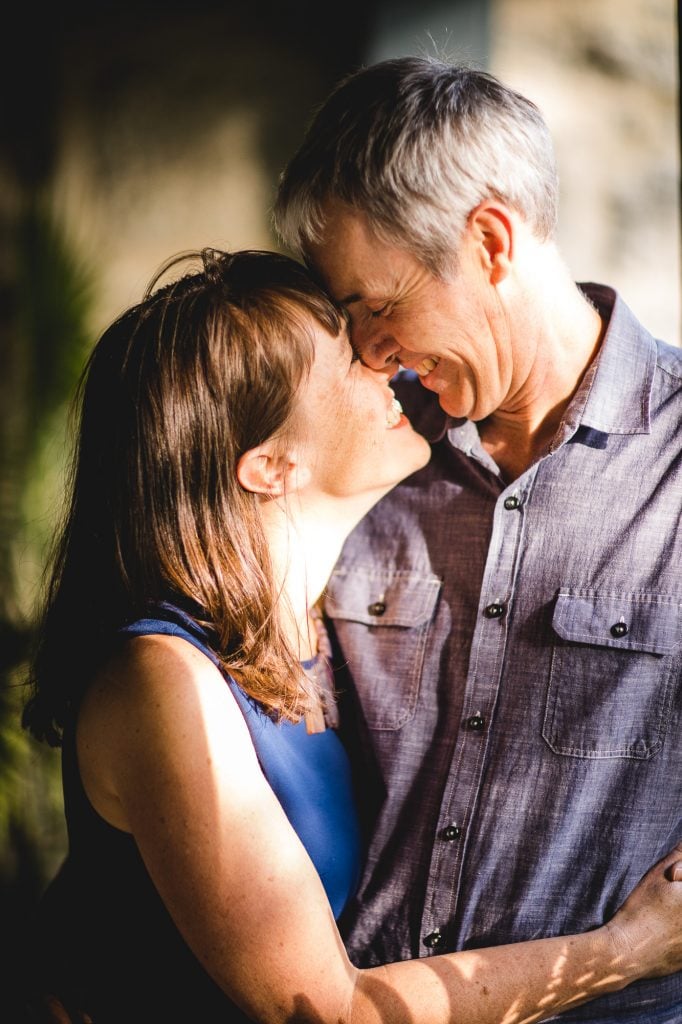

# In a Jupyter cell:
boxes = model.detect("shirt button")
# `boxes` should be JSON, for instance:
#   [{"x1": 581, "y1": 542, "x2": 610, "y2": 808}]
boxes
[
  {"x1": 367, "y1": 601, "x2": 386, "y2": 616},
  {"x1": 610, "y1": 621, "x2": 628, "y2": 638},
  {"x1": 483, "y1": 602, "x2": 505, "y2": 618},
  {"x1": 423, "y1": 929, "x2": 443, "y2": 949},
  {"x1": 466, "y1": 714, "x2": 485, "y2": 731},
  {"x1": 441, "y1": 823, "x2": 461, "y2": 841},
  {"x1": 504, "y1": 495, "x2": 520, "y2": 510}
]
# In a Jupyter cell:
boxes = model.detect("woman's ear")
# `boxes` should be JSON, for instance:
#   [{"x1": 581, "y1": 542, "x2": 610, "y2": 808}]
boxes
[{"x1": 237, "y1": 443, "x2": 311, "y2": 497}]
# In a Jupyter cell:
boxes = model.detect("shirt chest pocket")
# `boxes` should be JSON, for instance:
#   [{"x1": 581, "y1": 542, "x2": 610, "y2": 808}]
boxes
[
  {"x1": 543, "y1": 590, "x2": 681, "y2": 759},
  {"x1": 324, "y1": 568, "x2": 442, "y2": 730}
]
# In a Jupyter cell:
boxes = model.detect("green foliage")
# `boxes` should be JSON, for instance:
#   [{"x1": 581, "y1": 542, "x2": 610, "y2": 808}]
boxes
[
  {"x1": 15, "y1": 198, "x2": 95, "y2": 467},
  {"x1": 0, "y1": 663, "x2": 66, "y2": 885},
  {"x1": 0, "y1": 199, "x2": 97, "y2": 897}
]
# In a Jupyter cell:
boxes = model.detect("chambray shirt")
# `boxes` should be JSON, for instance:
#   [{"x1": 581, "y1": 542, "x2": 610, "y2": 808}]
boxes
[{"x1": 326, "y1": 285, "x2": 682, "y2": 1023}]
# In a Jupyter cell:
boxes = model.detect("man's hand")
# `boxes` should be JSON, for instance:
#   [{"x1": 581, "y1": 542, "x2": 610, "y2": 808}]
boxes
[
  {"x1": 665, "y1": 860, "x2": 682, "y2": 882},
  {"x1": 605, "y1": 843, "x2": 682, "y2": 980}
]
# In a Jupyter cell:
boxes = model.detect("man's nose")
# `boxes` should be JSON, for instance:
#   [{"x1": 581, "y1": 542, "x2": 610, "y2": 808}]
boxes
[{"x1": 351, "y1": 320, "x2": 401, "y2": 371}]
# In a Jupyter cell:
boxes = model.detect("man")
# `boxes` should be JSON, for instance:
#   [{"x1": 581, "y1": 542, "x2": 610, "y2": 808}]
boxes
[{"x1": 273, "y1": 57, "x2": 682, "y2": 1022}]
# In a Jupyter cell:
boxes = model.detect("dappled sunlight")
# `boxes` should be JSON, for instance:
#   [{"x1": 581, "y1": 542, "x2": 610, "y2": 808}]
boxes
[{"x1": 341, "y1": 901, "x2": 682, "y2": 1024}]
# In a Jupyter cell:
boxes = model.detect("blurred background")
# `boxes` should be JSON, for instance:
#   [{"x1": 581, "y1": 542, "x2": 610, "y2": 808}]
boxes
[{"x1": 1, "y1": 0, "x2": 679, "y2": 1002}]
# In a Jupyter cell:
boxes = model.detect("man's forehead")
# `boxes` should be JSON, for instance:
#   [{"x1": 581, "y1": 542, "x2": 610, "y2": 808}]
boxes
[
  {"x1": 306, "y1": 253, "x2": 372, "y2": 306},
  {"x1": 306, "y1": 204, "x2": 392, "y2": 293},
  {"x1": 307, "y1": 224, "x2": 404, "y2": 305},
  {"x1": 326, "y1": 269, "x2": 393, "y2": 308}
]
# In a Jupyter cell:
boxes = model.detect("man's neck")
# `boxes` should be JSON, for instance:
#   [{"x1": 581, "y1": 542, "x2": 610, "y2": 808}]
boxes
[{"x1": 479, "y1": 282, "x2": 605, "y2": 482}]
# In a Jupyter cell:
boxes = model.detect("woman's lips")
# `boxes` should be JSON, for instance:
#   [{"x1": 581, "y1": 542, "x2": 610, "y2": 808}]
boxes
[{"x1": 386, "y1": 395, "x2": 404, "y2": 428}]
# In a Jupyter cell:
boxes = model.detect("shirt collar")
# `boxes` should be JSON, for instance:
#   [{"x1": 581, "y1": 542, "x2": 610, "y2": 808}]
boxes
[{"x1": 574, "y1": 282, "x2": 656, "y2": 436}]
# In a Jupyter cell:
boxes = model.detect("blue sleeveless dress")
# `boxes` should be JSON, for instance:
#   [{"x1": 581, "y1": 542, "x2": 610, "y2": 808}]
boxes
[{"x1": 35, "y1": 603, "x2": 362, "y2": 1023}]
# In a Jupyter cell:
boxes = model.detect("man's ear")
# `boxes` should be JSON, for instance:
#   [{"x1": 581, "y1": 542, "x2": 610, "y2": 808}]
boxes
[
  {"x1": 467, "y1": 202, "x2": 513, "y2": 285},
  {"x1": 236, "y1": 443, "x2": 311, "y2": 497}
]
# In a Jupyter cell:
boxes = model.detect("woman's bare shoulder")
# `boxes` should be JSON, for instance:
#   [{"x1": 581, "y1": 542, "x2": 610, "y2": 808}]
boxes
[
  {"x1": 81, "y1": 631, "x2": 232, "y2": 724},
  {"x1": 77, "y1": 631, "x2": 254, "y2": 830}
]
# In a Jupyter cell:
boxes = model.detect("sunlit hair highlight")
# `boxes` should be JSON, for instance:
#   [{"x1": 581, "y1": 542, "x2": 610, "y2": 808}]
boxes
[
  {"x1": 274, "y1": 56, "x2": 559, "y2": 277},
  {"x1": 24, "y1": 248, "x2": 345, "y2": 744}
]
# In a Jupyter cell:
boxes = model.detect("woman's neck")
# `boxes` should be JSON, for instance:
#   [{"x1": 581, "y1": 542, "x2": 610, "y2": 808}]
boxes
[{"x1": 258, "y1": 491, "x2": 370, "y2": 661}]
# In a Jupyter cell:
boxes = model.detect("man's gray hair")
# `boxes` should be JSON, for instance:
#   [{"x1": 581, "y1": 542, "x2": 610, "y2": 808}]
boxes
[{"x1": 273, "y1": 57, "x2": 559, "y2": 277}]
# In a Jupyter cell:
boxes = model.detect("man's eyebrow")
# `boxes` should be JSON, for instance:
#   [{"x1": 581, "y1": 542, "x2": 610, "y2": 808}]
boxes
[{"x1": 339, "y1": 292, "x2": 362, "y2": 306}]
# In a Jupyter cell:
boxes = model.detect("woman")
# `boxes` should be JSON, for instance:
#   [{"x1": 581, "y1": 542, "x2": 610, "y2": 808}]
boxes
[{"x1": 22, "y1": 248, "x2": 682, "y2": 1024}]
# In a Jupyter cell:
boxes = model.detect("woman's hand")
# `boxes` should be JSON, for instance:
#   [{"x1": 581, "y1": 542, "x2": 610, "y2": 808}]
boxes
[
  {"x1": 23, "y1": 992, "x2": 93, "y2": 1024},
  {"x1": 603, "y1": 843, "x2": 682, "y2": 980}
]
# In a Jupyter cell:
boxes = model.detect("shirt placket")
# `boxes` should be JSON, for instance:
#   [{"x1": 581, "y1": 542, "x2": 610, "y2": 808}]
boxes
[{"x1": 419, "y1": 462, "x2": 539, "y2": 953}]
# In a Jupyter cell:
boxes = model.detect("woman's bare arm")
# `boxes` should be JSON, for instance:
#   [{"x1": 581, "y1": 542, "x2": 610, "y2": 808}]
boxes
[{"x1": 78, "y1": 635, "x2": 682, "y2": 1024}]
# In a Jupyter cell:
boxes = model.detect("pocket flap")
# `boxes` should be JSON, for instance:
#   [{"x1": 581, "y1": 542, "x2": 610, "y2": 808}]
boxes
[
  {"x1": 325, "y1": 567, "x2": 441, "y2": 627},
  {"x1": 552, "y1": 590, "x2": 682, "y2": 655}
]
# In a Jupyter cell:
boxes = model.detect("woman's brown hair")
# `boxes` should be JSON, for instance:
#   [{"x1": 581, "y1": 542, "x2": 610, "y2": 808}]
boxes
[{"x1": 23, "y1": 248, "x2": 345, "y2": 744}]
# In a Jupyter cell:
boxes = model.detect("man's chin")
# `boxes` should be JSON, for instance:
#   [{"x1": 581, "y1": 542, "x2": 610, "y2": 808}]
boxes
[
  {"x1": 434, "y1": 390, "x2": 469, "y2": 420},
  {"x1": 413, "y1": 371, "x2": 476, "y2": 421}
]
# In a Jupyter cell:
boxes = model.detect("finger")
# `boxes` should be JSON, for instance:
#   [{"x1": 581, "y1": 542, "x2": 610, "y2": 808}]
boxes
[
  {"x1": 659, "y1": 842, "x2": 682, "y2": 867},
  {"x1": 664, "y1": 861, "x2": 682, "y2": 882},
  {"x1": 41, "y1": 995, "x2": 73, "y2": 1024}
]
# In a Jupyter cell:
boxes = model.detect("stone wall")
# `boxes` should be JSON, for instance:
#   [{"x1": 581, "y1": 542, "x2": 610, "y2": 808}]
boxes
[
  {"x1": 45, "y1": 4, "x2": 371, "y2": 338},
  {"x1": 491, "y1": 0, "x2": 680, "y2": 344},
  {"x1": 41, "y1": 0, "x2": 682, "y2": 345}
]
